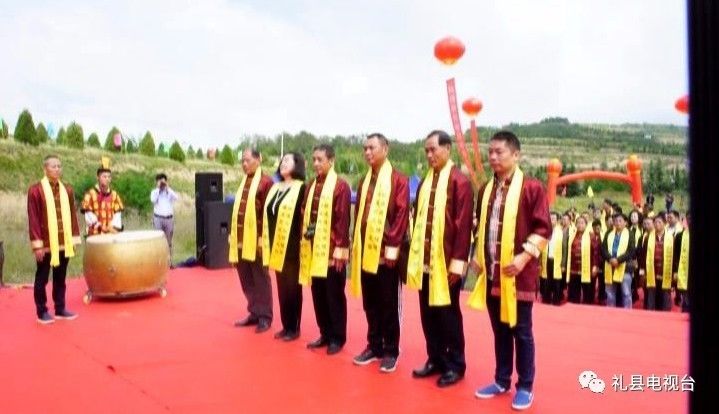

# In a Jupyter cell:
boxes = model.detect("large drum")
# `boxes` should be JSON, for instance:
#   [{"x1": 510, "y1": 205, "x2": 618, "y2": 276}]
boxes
[{"x1": 83, "y1": 230, "x2": 169, "y2": 303}]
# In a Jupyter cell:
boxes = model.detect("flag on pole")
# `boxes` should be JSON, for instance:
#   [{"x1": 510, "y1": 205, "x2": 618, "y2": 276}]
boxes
[{"x1": 587, "y1": 185, "x2": 594, "y2": 198}]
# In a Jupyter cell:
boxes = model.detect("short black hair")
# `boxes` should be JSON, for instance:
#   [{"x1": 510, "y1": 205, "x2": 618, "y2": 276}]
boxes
[
  {"x1": 155, "y1": 173, "x2": 167, "y2": 181},
  {"x1": 668, "y1": 209, "x2": 680, "y2": 217},
  {"x1": 276, "y1": 152, "x2": 306, "y2": 181},
  {"x1": 654, "y1": 212, "x2": 667, "y2": 222},
  {"x1": 612, "y1": 212, "x2": 627, "y2": 222},
  {"x1": 43, "y1": 154, "x2": 60, "y2": 166},
  {"x1": 425, "y1": 130, "x2": 452, "y2": 147},
  {"x1": 96, "y1": 168, "x2": 111, "y2": 176},
  {"x1": 366, "y1": 133, "x2": 389, "y2": 147},
  {"x1": 550, "y1": 211, "x2": 560, "y2": 219},
  {"x1": 244, "y1": 147, "x2": 261, "y2": 159},
  {"x1": 592, "y1": 219, "x2": 602, "y2": 228},
  {"x1": 313, "y1": 143, "x2": 335, "y2": 160},
  {"x1": 490, "y1": 130, "x2": 521, "y2": 151}
]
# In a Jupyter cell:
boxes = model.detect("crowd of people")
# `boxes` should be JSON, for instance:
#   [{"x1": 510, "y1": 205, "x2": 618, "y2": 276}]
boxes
[
  {"x1": 538, "y1": 198, "x2": 690, "y2": 312},
  {"x1": 26, "y1": 129, "x2": 689, "y2": 411}
]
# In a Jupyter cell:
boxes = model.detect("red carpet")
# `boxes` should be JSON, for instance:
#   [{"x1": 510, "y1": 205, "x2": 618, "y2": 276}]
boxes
[{"x1": 0, "y1": 268, "x2": 689, "y2": 413}]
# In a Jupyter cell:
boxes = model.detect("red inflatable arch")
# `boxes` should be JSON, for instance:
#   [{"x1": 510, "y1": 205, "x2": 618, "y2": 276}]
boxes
[{"x1": 546, "y1": 155, "x2": 643, "y2": 206}]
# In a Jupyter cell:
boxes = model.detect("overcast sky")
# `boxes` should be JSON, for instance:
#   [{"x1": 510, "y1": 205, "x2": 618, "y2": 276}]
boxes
[{"x1": 0, "y1": 0, "x2": 688, "y2": 147}]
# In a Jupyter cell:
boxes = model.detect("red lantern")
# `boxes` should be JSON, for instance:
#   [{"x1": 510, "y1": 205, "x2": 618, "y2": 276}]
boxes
[
  {"x1": 434, "y1": 36, "x2": 465, "y2": 65},
  {"x1": 462, "y1": 98, "x2": 483, "y2": 117},
  {"x1": 674, "y1": 94, "x2": 689, "y2": 114}
]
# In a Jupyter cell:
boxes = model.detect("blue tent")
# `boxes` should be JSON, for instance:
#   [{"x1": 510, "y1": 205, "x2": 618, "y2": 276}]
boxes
[{"x1": 409, "y1": 175, "x2": 421, "y2": 203}]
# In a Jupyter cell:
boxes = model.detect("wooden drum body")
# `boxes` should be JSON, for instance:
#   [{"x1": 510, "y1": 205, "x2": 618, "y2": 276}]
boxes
[{"x1": 83, "y1": 230, "x2": 169, "y2": 302}]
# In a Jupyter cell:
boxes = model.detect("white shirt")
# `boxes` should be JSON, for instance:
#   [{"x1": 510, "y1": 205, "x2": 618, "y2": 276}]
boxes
[{"x1": 151, "y1": 187, "x2": 178, "y2": 217}]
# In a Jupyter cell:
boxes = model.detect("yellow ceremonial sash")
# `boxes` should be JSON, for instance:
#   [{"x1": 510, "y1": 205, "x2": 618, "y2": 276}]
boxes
[
  {"x1": 229, "y1": 169, "x2": 262, "y2": 263},
  {"x1": 40, "y1": 177, "x2": 75, "y2": 267},
  {"x1": 261, "y1": 180, "x2": 303, "y2": 272},
  {"x1": 645, "y1": 230, "x2": 674, "y2": 290},
  {"x1": 467, "y1": 168, "x2": 523, "y2": 327},
  {"x1": 604, "y1": 228, "x2": 629, "y2": 283},
  {"x1": 541, "y1": 225, "x2": 563, "y2": 279},
  {"x1": 350, "y1": 160, "x2": 392, "y2": 297},
  {"x1": 406, "y1": 161, "x2": 453, "y2": 306},
  {"x1": 677, "y1": 230, "x2": 689, "y2": 291},
  {"x1": 565, "y1": 228, "x2": 592, "y2": 283},
  {"x1": 299, "y1": 168, "x2": 338, "y2": 284}
]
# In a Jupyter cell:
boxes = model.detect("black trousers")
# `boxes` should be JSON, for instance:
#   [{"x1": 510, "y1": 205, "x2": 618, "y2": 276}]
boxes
[
  {"x1": 568, "y1": 274, "x2": 596, "y2": 304},
  {"x1": 311, "y1": 267, "x2": 347, "y2": 345},
  {"x1": 546, "y1": 259, "x2": 563, "y2": 305},
  {"x1": 34, "y1": 252, "x2": 70, "y2": 317},
  {"x1": 418, "y1": 273, "x2": 465, "y2": 374},
  {"x1": 237, "y1": 256, "x2": 273, "y2": 322},
  {"x1": 539, "y1": 277, "x2": 550, "y2": 304},
  {"x1": 597, "y1": 271, "x2": 607, "y2": 301},
  {"x1": 276, "y1": 260, "x2": 302, "y2": 334},
  {"x1": 487, "y1": 282, "x2": 535, "y2": 392},
  {"x1": 361, "y1": 264, "x2": 401, "y2": 357}
]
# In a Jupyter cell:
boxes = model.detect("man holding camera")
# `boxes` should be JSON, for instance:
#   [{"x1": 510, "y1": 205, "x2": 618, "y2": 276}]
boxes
[{"x1": 151, "y1": 173, "x2": 178, "y2": 259}]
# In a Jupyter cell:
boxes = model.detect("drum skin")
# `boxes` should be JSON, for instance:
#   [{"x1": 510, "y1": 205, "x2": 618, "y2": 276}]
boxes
[{"x1": 83, "y1": 230, "x2": 169, "y2": 298}]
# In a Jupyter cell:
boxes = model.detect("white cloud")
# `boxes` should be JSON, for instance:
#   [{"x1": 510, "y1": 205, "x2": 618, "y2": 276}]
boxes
[{"x1": 0, "y1": 0, "x2": 688, "y2": 146}]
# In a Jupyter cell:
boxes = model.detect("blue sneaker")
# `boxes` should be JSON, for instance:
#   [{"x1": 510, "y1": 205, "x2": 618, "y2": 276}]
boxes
[
  {"x1": 475, "y1": 383, "x2": 509, "y2": 399},
  {"x1": 511, "y1": 389, "x2": 534, "y2": 411}
]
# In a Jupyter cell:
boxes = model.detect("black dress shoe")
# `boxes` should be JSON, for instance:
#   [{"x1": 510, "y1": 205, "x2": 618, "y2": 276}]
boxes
[
  {"x1": 307, "y1": 337, "x2": 328, "y2": 349},
  {"x1": 326, "y1": 342, "x2": 343, "y2": 355},
  {"x1": 437, "y1": 371, "x2": 464, "y2": 387},
  {"x1": 282, "y1": 331, "x2": 300, "y2": 342},
  {"x1": 274, "y1": 329, "x2": 287, "y2": 339},
  {"x1": 234, "y1": 316, "x2": 259, "y2": 327},
  {"x1": 412, "y1": 362, "x2": 440, "y2": 378},
  {"x1": 255, "y1": 319, "x2": 271, "y2": 333}
]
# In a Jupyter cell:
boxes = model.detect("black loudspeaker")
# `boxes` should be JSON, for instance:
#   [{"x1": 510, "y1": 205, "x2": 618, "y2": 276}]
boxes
[
  {"x1": 202, "y1": 201, "x2": 233, "y2": 269},
  {"x1": 195, "y1": 173, "x2": 223, "y2": 264}
]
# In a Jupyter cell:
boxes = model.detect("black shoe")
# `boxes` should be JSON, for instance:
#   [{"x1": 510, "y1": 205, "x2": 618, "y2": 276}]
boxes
[
  {"x1": 412, "y1": 362, "x2": 440, "y2": 378},
  {"x1": 282, "y1": 331, "x2": 300, "y2": 342},
  {"x1": 55, "y1": 309, "x2": 78, "y2": 320},
  {"x1": 379, "y1": 356, "x2": 398, "y2": 373},
  {"x1": 255, "y1": 319, "x2": 271, "y2": 333},
  {"x1": 353, "y1": 348, "x2": 378, "y2": 366},
  {"x1": 437, "y1": 371, "x2": 464, "y2": 387},
  {"x1": 234, "y1": 315, "x2": 259, "y2": 327},
  {"x1": 274, "y1": 329, "x2": 287, "y2": 339},
  {"x1": 327, "y1": 342, "x2": 343, "y2": 355},
  {"x1": 307, "y1": 337, "x2": 328, "y2": 349},
  {"x1": 37, "y1": 311, "x2": 55, "y2": 325}
]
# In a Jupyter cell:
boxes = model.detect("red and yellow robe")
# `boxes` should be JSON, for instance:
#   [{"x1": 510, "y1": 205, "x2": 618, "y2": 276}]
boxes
[{"x1": 81, "y1": 186, "x2": 124, "y2": 235}]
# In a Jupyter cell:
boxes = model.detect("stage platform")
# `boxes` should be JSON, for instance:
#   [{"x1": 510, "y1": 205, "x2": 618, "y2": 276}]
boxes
[{"x1": 0, "y1": 268, "x2": 689, "y2": 413}]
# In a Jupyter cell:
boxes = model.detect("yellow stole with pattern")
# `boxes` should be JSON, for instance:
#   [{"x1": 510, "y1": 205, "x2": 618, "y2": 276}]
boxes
[
  {"x1": 468, "y1": 168, "x2": 523, "y2": 328},
  {"x1": 299, "y1": 168, "x2": 338, "y2": 284},
  {"x1": 229, "y1": 169, "x2": 262, "y2": 263},
  {"x1": 677, "y1": 230, "x2": 689, "y2": 291},
  {"x1": 604, "y1": 228, "x2": 629, "y2": 283},
  {"x1": 40, "y1": 177, "x2": 75, "y2": 267},
  {"x1": 645, "y1": 230, "x2": 674, "y2": 290},
  {"x1": 406, "y1": 161, "x2": 453, "y2": 306},
  {"x1": 350, "y1": 161, "x2": 392, "y2": 297},
  {"x1": 262, "y1": 180, "x2": 303, "y2": 272}
]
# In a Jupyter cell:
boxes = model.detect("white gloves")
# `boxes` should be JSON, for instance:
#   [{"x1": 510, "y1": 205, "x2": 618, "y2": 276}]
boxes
[
  {"x1": 111, "y1": 212, "x2": 123, "y2": 230},
  {"x1": 85, "y1": 211, "x2": 99, "y2": 227}
]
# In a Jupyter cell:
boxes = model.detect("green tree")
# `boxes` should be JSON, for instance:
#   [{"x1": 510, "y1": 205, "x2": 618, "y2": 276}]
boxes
[
  {"x1": 157, "y1": 142, "x2": 168, "y2": 157},
  {"x1": 0, "y1": 119, "x2": 9, "y2": 138},
  {"x1": 139, "y1": 131, "x2": 156, "y2": 156},
  {"x1": 65, "y1": 122, "x2": 85, "y2": 149},
  {"x1": 36, "y1": 123, "x2": 50, "y2": 144},
  {"x1": 219, "y1": 145, "x2": 235, "y2": 166},
  {"x1": 87, "y1": 132, "x2": 101, "y2": 148},
  {"x1": 186, "y1": 145, "x2": 195, "y2": 159},
  {"x1": 195, "y1": 148, "x2": 203, "y2": 159},
  {"x1": 104, "y1": 126, "x2": 121, "y2": 151},
  {"x1": 126, "y1": 137, "x2": 138, "y2": 153},
  {"x1": 14, "y1": 109, "x2": 37, "y2": 145},
  {"x1": 168, "y1": 141, "x2": 185, "y2": 162},
  {"x1": 56, "y1": 126, "x2": 66, "y2": 145}
]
